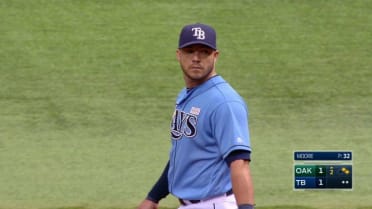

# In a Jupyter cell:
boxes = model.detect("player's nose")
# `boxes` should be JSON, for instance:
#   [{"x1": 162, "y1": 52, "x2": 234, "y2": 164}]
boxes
[{"x1": 191, "y1": 51, "x2": 202, "y2": 61}]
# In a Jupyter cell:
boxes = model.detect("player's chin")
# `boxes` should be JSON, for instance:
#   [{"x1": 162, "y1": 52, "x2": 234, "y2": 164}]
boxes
[
  {"x1": 190, "y1": 66, "x2": 207, "y2": 75},
  {"x1": 189, "y1": 66, "x2": 203, "y2": 72},
  {"x1": 187, "y1": 70, "x2": 204, "y2": 79}
]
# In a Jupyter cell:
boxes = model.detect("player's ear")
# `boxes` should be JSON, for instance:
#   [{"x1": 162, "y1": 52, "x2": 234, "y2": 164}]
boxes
[
  {"x1": 176, "y1": 49, "x2": 181, "y2": 61},
  {"x1": 213, "y1": 50, "x2": 219, "y2": 62}
]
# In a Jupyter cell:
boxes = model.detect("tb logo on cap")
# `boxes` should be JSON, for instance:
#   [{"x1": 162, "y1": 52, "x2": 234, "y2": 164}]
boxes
[{"x1": 192, "y1": 27, "x2": 205, "y2": 40}]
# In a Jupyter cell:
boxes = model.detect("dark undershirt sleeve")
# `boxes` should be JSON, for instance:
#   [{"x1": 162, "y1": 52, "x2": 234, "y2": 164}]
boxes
[
  {"x1": 146, "y1": 151, "x2": 251, "y2": 202},
  {"x1": 225, "y1": 150, "x2": 251, "y2": 167},
  {"x1": 146, "y1": 161, "x2": 170, "y2": 203}
]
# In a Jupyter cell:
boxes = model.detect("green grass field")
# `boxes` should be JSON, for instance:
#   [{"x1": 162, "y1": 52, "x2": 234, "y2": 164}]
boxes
[{"x1": 1, "y1": 1, "x2": 371, "y2": 209}]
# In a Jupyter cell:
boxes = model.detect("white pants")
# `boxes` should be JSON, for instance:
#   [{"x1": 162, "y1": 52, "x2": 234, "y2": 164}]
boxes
[{"x1": 178, "y1": 194, "x2": 237, "y2": 209}]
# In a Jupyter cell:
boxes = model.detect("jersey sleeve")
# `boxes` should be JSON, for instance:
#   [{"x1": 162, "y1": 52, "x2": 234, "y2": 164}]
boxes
[
  {"x1": 146, "y1": 161, "x2": 170, "y2": 203},
  {"x1": 212, "y1": 101, "x2": 251, "y2": 159}
]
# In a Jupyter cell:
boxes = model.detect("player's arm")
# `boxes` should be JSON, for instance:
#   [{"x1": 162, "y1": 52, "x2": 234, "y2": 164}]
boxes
[
  {"x1": 215, "y1": 101, "x2": 254, "y2": 207},
  {"x1": 226, "y1": 151, "x2": 255, "y2": 209},
  {"x1": 137, "y1": 199, "x2": 158, "y2": 209},
  {"x1": 137, "y1": 161, "x2": 170, "y2": 209}
]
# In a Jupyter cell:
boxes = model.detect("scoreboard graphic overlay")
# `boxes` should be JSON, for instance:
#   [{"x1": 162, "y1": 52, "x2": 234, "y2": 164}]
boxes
[{"x1": 293, "y1": 151, "x2": 353, "y2": 190}]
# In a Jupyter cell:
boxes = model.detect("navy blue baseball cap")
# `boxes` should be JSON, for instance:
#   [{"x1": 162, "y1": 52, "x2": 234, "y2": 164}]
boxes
[{"x1": 178, "y1": 23, "x2": 217, "y2": 50}]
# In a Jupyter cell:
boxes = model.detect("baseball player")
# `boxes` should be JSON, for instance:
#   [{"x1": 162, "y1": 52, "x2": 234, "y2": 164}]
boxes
[{"x1": 137, "y1": 23, "x2": 255, "y2": 209}]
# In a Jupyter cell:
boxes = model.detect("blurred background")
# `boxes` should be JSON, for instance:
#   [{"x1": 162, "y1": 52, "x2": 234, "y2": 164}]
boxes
[{"x1": 0, "y1": 1, "x2": 371, "y2": 209}]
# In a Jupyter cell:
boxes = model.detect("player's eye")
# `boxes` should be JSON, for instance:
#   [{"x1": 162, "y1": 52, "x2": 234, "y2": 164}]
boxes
[
  {"x1": 182, "y1": 48, "x2": 195, "y2": 54},
  {"x1": 181, "y1": 48, "x2": 213, "y2": 58},
  {"x1": 200, "y1": 49, "x2": 212, "y2": 56}
]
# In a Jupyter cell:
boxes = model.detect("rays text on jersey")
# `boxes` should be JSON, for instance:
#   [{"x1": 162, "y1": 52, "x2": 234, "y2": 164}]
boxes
[{"x1": 171, "y1": 109, "x2": 198, "y2": 140}]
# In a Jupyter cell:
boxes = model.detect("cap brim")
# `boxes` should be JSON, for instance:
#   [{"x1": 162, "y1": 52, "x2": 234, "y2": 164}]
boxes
[{"x1": 179, "y1": 41, "x2": 216, "y2": 50}]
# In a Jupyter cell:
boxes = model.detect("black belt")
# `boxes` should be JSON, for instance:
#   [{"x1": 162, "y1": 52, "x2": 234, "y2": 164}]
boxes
[{"x1": 179, "y1": 189, "x2": 233, "y2": 206}]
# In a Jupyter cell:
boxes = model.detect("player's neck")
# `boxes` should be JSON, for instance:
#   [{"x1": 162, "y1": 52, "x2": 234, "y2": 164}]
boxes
[{"x1": 184, "y1": 72, "x2": 217, "y2": 89}]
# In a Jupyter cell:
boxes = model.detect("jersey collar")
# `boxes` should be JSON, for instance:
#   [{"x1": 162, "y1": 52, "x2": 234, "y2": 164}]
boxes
[{"x1": 176, "y1": 75, "x2": 225, "y2": 105}]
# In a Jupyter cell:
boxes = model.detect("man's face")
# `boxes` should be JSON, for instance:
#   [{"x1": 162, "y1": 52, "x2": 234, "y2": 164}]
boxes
[{"x1": 177, "y1": 44, "x2": 219, "y2": 88}]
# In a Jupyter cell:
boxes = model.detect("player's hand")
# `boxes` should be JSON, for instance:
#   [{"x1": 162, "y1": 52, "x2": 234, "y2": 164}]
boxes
[{"x1": 137, "y1": 199, "x2": 158, "y2": 209}]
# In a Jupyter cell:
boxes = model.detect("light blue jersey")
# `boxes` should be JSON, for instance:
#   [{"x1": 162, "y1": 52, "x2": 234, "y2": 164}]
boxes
[{"x1": 168, "y1": 75, "x2": 251, "y2": 200}]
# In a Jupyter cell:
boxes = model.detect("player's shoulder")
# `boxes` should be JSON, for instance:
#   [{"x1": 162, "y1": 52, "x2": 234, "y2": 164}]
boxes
[{"x1": 209, "y1": 76, "x2": 244, "y2": 102}]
